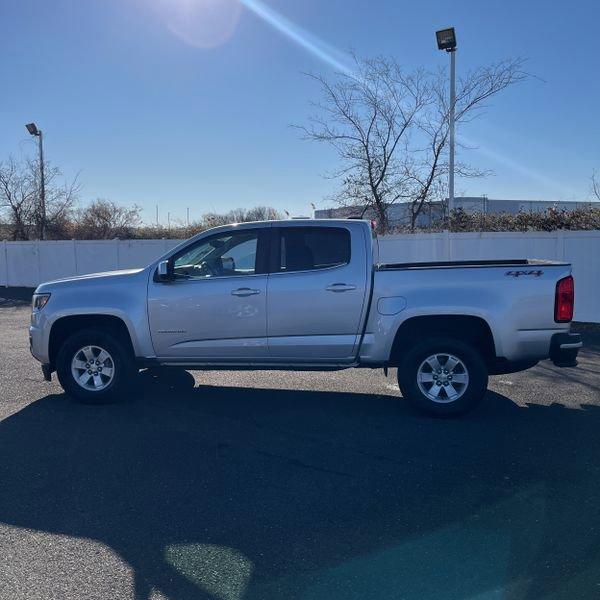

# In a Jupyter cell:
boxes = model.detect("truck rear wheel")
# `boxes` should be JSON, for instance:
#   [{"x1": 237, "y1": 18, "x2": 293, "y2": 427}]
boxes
[
  {"x1": 397, "y1": 337, "x2": 488, "y2": 417},
  {"x1": 56, "y1": 328, "x2": 136, "y2": 404}
]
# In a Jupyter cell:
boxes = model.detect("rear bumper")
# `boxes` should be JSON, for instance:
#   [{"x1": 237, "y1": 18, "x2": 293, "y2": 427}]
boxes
[{"x1": 550, "y1": 332, "x2": 582, "y2": 367}]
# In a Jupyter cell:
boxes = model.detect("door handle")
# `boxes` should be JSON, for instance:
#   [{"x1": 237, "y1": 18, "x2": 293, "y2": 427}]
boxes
[
  {"x1": 325, "y1": 283, "x2": 357, "y2": 293},
  {"x1": 231, "y1": 287, "x2": 261, "y2": 297}
]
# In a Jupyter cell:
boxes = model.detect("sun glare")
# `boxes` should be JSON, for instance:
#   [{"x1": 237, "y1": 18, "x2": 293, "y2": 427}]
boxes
[
  {"x1": 163, "y1": 0, "x2": 243, "y2": 48},
  {"x1": 239, "y1": 0, "x2": 355, "y2": 76},
  {"x1": 157, "y1": 0, "x2": 355, "y2": 75}
]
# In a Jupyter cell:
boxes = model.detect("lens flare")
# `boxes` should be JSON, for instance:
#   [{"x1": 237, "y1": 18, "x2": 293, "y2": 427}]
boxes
[
  {"x1": 161, "y1": 0, "x2": 355, "y2": 74},
  {"x1": 458, "y1": 133, "x2": 572, "y2": 197},
  {"x1": 239, "y1": 0, "x2": 355, "y2": 76},
  {"x1": 166, "y1": 0, "x2": 243, "y2": 48}
]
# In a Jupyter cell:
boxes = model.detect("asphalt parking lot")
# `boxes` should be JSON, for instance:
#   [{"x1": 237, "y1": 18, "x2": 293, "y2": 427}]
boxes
[{"x1": 0, "y1": 300, "x2": 599, "y2": 600}]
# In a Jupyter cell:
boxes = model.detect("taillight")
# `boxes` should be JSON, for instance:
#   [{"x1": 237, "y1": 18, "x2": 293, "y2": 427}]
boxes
[{"x1": 555, "y1": 275, "x2": 574, "y2": 323}]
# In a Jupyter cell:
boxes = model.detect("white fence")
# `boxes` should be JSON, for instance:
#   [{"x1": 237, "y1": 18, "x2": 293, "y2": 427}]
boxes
[
  {"x1": 0, "y1": 239, "x2": 180, "y2": 290},
  {"x1": 1, "y1": 231, "x2": 599, "y2": 322}
]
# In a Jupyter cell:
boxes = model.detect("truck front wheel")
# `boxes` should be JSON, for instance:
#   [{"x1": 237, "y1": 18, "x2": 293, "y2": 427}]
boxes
[
  {"x1": 397, "y1": 337, "x2": 488, "y2": 417},
  {"x1": 56, "y1": 328, "x2": 136, "y2": 404}
]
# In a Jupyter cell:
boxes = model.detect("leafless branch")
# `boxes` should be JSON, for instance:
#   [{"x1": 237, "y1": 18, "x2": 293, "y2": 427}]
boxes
[
  {"x1": 296, "y1": 54, "x2": 529, "y2": 231},
  {"x1": 592, "y1": 171, "x2": 600, "y2": 202}
]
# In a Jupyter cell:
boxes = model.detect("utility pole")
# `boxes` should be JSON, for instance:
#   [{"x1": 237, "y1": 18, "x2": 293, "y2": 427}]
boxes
[
  {"x1": 156, "y1": 205, "x2": 159, "y2": 227},
  {"x1": 25, "y1": 123, "x2": 46, "y2": 240},
  {"x1": 187, "y1": 207, "x2": 190, "y2": 227}
]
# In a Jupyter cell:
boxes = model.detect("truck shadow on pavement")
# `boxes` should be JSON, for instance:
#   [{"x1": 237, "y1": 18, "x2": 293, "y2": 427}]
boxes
[{"x1": 1, "y1": 372, "x2": 600, "y2": 600}]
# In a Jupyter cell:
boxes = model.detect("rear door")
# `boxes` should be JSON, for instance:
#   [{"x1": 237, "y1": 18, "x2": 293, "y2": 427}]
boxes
[{"x1": 266, "y1": 223, "x2": 368, "y2": 361}]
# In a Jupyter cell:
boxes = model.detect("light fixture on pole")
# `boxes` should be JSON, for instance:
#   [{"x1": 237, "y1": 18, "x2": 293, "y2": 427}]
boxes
[
  {"x1": 435, "y1": 27, "x2": 457, "y2": 219},
  {"x1": 25, "y1": 122, "x2": 47, "y2": 240}
]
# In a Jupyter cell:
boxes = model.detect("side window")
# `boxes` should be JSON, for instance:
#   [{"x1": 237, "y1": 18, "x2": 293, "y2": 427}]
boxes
[
  {"x1": 173, "y1": 231, "x2": 258, "y2": 279},
  {"x1": 279, "y1": 227, "x2": 350, "y2": 273}
]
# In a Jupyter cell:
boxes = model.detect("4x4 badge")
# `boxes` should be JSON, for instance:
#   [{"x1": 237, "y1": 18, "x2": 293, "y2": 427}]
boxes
[{"x1": 505, "y1": 270, "x2": 544, "y2": 278}]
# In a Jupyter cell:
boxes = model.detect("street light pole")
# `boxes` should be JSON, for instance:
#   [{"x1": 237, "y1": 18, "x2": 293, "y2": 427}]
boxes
[
  {"x1": 435, "y1": 28, "x2": 457, "y2": 221},
  {"x1": 448, "y1": 47, "x2": 456, "y2": 217},
  {"x1": 25, "y1": 123, "x2": 46, "y2": 240}
]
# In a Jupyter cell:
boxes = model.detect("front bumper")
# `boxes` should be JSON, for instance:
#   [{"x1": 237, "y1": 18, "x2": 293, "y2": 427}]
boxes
[
  {"x1": 550, "y1": 332, "x2": 582, "y2": 367},
  {"x1": 29, "y1": 325, "x2": 46, "y2": 362},
  {"x1": 41, "y1": 363, "x2": 52, "y2": 381},
  {"x1": 29, "y1": 327, "x2": 52, "y2": 381}
]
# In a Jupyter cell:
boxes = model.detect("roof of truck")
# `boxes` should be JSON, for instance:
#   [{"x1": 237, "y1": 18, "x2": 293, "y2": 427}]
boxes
[{"x1": 206, "y1": 218, "x2": 369, "y2": 229}]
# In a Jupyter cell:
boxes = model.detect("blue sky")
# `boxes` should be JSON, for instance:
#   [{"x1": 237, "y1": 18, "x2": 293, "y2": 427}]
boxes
[{"x1": 1, "y1": 0, "x2": 599, "y2": 224}]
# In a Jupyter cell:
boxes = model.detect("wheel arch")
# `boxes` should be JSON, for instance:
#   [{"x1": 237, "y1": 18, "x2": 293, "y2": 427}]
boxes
[
  {"x1": 389, "y1": 315, "x2": 497, "y2": 368},
  {"x1": 48, "y1": 314, "x2": 135, "y2": 369}
]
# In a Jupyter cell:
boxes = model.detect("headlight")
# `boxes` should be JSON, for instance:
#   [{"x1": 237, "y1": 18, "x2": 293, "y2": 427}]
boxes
[{"x1": 32, "y1": 293, "x2": 51, "y2": 311}]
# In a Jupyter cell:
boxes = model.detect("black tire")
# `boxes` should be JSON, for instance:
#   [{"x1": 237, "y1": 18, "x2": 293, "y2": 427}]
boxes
[
  {"x1": 56, "y1": 328, "x2": 136, "y2": 404},
  {"x1": 397, "y1": 337, "x2": 488, "y2": 417}
]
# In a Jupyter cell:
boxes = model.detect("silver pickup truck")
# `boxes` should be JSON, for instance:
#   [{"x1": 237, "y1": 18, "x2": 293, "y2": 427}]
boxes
[{"x1": 29, "y1": 219, "x2": 581, "y2": 416}]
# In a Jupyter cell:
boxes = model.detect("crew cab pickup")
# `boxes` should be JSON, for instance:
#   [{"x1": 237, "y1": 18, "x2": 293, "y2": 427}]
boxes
[{"x1": 29, "y1": 219, "x2": 581, "y2": 416}]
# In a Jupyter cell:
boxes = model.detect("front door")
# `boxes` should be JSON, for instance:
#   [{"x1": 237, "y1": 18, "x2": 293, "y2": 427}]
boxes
[{"x1": 148, "y1": 227, "x2": 269, "y2": 360}]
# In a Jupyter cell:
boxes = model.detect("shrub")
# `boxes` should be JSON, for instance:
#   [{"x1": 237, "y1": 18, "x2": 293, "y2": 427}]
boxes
[{"x1": 390, "y1": 207, "x2": 600, "y2": 234}]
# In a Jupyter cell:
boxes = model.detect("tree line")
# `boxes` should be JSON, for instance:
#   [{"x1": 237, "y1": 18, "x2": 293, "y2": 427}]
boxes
[{"x1": 1, "y1": 151, "x2": 599, "y2": 240}]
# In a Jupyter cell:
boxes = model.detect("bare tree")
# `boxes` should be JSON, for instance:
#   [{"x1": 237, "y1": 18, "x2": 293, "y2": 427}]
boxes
[
  {"x1": 405, "y1": 59, "x2": 528, "y2": 228},
  {"x1": 297, "y1": 56, "x2": 429, "y2": 232},
  {"x1": 73, "y1": 199, "x2": 142, "y2": 239},
  {"x1": 592, "y1": 171, "x2": 600, "y2": 202},
  {"x1": 300, "y1": 56, "x2": 528, "y2": 231},
  {"x1": 244, "y1": 205, "x2": 281, "y2": 222},
  {"x1": 0, "y1": 157, "x2": 80, "y2": 240},
  {"x1": 37, "y1": 161, "x2": 81, "y2": 239},
  {"x1": 202, "y1": 206, "x2": 281, "y2": 228},
  {"x1": 0, "y1": 158, "x2": 37, "y2": 240}
]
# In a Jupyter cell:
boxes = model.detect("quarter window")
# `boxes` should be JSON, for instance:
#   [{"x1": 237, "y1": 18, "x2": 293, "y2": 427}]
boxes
[{"x1": 278, "y1": 227, "x2": 350, "y2": 273}]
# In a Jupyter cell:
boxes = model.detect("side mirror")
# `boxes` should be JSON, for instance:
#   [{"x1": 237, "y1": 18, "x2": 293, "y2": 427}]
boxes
[{"x1": 156, "y1": 260, "x2": 172, "y2": 282}]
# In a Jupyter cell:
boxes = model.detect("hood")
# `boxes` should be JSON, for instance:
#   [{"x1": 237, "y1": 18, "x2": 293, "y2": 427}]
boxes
[{"x1": 35, "y1": 268, "x2": 145, "y2": 293}]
